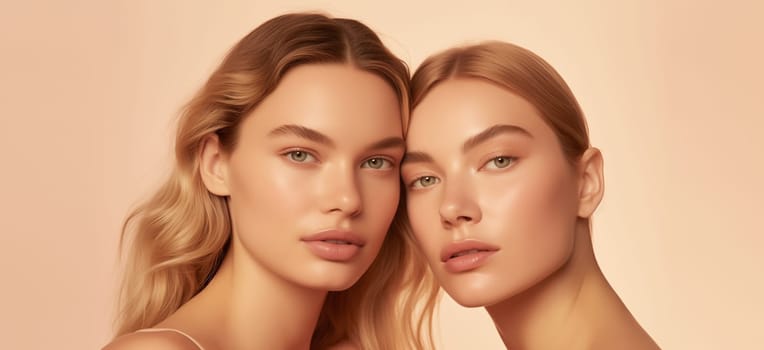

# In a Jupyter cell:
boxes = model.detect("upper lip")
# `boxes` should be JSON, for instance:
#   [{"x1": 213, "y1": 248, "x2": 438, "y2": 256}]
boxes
[
  {"x1": 440, "y1": 239, "x2": 500, "y2": 262},
  {"x1": 301, "y1": 229, "x2": 366, "y2": 247}
]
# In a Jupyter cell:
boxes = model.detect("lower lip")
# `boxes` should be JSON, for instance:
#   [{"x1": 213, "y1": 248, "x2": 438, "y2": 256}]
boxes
[
  {"x1": 444, "y1": 251, "x2": 496, "y2": 273},
  {"x1": 303, "y1": 241, "x2": 361, "y2": 262}
]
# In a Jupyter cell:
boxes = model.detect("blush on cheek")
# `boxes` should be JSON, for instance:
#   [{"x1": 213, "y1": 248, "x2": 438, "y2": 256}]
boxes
[
  {"x1": 517, "y1": 155, "x2": 579, "y2": 232},
  {"x1": 356, "y1": 179, "x2": 400, "y2": 249},
  {"x1": 406, "y1": 202, "x2": 441, "y2": 263},
  {"x1": 227, "y1": 158, "x2": 312, "y2": 238},
  {"x1": 484, "y1": 163, "x2": 579, "y2": 270},
  {"x1": 363, "y1": 177, "x2": 398, "y2": 210},
  {"x1": 523, "y1": 165, "x2": 580, "y2": 266}
]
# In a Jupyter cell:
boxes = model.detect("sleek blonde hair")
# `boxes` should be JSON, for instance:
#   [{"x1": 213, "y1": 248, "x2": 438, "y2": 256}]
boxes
[
  {"x1": 411, "y1": 41, "x2": 590, "y2": 162},
  {"x1": 116, "y1": 13, "x2": 436, "y2": 349}
]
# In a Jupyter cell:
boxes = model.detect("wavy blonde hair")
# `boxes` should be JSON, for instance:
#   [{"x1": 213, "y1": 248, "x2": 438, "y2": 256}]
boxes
[{"x1": 115, "y1": 13, "x2": 437, "y2": 349}]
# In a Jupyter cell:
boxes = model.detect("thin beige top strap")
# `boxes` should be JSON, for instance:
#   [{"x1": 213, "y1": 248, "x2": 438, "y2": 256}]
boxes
[{"x1": 135, "y1": 328, "x2": 205, "y2": 350}]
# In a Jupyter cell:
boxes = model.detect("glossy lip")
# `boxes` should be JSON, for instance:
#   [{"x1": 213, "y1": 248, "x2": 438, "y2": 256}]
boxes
[
  {"x1": 301, "y1": 229, "x2": 366, "y2": 247},
  {"x1": 301, "y1": 229, "x2": 366, "y2": 262},
  {"x1": 440, "y1": 239, "x2": 500, "y2": 273},
  {"x1": 440, "y1": 239, "x2": 499, "y2": 262}
]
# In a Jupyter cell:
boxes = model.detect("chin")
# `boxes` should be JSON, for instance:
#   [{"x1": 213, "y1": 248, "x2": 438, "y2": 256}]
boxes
[
  {"x1": 324, "y1": 282, "x2": 356, "y2": 292},
  {"x1": 446, "y1": 287, "x2": 505, "y2": 308},
  {"x1": 439, "y1": 272, "x2": 523, "y2": 308},
  {"x1": 298, "y1": 264, "x2": 367, "y2": 291},
  {"x1": 452, "y1": 296, "x2": 491, "y2": 308},
  {"x1": 295, "y1": 275, "x2": 358, "y2": 292}
]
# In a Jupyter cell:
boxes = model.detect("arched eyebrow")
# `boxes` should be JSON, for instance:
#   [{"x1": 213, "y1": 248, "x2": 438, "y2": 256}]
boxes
[
  {"x1": 462, "y1": 124, "x2": 532, "y2": 153},
  {"x1": 366, "y1": 137, "x2": 405, "y2": 152},
  {"x1": 269, "y1": 124, "x2": 404, "y2": 152},
  {"x1": 402, "y1": 124, "x2": 532, "y2": 166},
  {"x1": 268, "y1": 124, "x2": 334, "y2": 147},
  {"x1": 401, "y1": 151, "x2": 434, "y2": 166}
]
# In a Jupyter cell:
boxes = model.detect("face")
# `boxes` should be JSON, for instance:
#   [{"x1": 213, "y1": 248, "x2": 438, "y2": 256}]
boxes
[
  {"x1": 215, "y1": 64, "x2": 404, "y2": 291},
  {"x1": 402, "y1": 78, "x2": 581, "y2": 307}
]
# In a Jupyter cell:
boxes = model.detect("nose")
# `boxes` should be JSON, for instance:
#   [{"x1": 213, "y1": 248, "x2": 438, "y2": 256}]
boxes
[
  {"x1": 439, "y1": 183, "x2": 482, "y2": 228},
  {"x1": 320, "y1": 162, "x2": 362, "y2": 217}
]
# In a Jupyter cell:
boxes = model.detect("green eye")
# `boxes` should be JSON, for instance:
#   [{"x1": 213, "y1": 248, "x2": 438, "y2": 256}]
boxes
[
  {"x1": 286, "y1": 150, "x2": 316, "y2": 163},
  {"x1": 289, "y1": 151, "x2": 307, "y2": 162},
  {"x1": 485, "y1": 156, "x2": 514, "y2": 169},
  {"x1": 411, "y1": 176, "x2": 440, "y2": 189},
  {"x1": 362, "y1": 158, "x2": 391, "y2": 169}
]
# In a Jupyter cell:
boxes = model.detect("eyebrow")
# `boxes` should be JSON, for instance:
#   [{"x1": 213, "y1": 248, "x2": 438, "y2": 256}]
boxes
[
  {"x1": 268, "y1": 124, "x2": 334, "y2": 147},
  {"x1": 268, "y1": 124, "x2": 404, "y2": 152},
  {"x1": 401, "y1": 151, "x2": 435, "y2": 166},
  {"x1": 402, "y1": 124, "x2": 532, "y2": 166},
  {"x1": 462, "y1": 124, "x2": 532, "y2": 153},
  {"x1": 366, "y1": 136, "x2": 405, "y2": 152}
]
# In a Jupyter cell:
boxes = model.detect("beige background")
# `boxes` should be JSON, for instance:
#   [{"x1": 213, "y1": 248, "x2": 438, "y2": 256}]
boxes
[{"x1": 1, "y1": 0, "x2": 762, "y2": 349}]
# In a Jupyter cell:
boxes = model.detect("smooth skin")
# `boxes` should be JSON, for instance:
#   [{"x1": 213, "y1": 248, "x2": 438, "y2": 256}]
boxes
[
  {"x1": 402, "y1": 78, "x2": 660, "y2": 349},
  {"x1": 105, "y1": 64, "x2": 405, "y2": 350}
]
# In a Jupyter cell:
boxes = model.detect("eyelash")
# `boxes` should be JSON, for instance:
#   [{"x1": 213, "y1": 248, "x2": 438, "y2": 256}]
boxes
[
  {"x1": 409, "y1": 175, "x2": 441, "y2": 189},
  {"x1": 283, "y1": 150, "x2": 395, "y2": 170},
  {"x1": 283, "y1": 149, "x2": 319, "y2": 164},
  {"x1": 407, "y1": 155, "x2": 516, "y2": 190},
  {"x1": 481, "y1": 155, "x2": 516, "y2": 170},
  {"x1": 361, "y1": 157, "x2": 394, "y2": 170}
]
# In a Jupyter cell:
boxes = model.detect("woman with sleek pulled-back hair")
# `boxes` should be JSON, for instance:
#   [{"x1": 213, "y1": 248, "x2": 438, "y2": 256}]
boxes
[
  {"x1": 104, "y1": 13, "x2": 437, "y2": 350},
  {"x1": 402, "y1": 41, "x2": 659, "y2": 349}
]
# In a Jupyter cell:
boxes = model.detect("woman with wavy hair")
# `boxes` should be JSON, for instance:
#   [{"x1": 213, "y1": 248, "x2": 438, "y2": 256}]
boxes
[
  {"x1": 104, "y1": 13, "x2": 436, "y2": 350},
  {"x1": 401, "y1": 41, "x2": 659, "y2": 349}
]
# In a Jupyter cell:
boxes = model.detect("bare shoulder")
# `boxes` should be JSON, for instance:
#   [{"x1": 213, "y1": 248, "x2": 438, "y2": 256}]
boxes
[
  {"x1": 102, "y1": 330, "x2": 200, "y2": 350},
  {"x1": 327, "y1": 339, "x2": 359, "y2": 350}
]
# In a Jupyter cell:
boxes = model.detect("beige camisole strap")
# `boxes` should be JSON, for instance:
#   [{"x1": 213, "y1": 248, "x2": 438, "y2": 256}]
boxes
[{"x1": 135, "y1": 328, "x2": 205, "y2": 350}]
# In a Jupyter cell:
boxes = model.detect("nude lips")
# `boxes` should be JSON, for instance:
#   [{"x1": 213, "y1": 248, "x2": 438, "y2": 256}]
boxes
[
  {"x1": 301, "y1": 230, "x2": 365, "y2": 262},
  {"x1": 440, "y1": 240, "x2": 499, "y2": 273}
]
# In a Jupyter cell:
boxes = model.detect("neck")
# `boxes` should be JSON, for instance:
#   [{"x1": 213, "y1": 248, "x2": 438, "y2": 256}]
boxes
[
  {"x1": 180, "y1": 240, "x2": 327, "y2": 350},
  {"x1": 486, "y1": 221, "x2": 658, "y2": 350}
]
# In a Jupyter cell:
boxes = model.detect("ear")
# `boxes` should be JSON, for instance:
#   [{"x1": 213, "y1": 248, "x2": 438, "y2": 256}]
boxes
[
  {"x1": 199, "y1": 133, "x2": 231, "y2": 196},
  {"x1": 577, "y1": 147, "x2": 604, "y2": 218}
]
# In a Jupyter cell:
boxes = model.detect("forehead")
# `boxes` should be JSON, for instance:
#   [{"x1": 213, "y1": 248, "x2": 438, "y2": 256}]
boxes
[
  {"x1": 408, "y1": 78, "x2": 553, "y2": 149},
  {"x1": 241, "y1": 63, "x2": 402, "y2": 141}
]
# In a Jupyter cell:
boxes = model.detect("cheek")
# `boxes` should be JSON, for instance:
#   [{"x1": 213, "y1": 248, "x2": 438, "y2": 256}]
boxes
[
  {"x1": 406, "y1": 194, "x2": 443, "y2": 261},
  {"x1": 359, "y1": 176, "x2": 400, "y2": 236},
  {"x1": 482, "y1": 165, "x2": 579, "y2": 267},
  {"x1": 227, "y1": 158, "x2": 315, "y2": 235}
]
